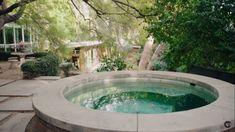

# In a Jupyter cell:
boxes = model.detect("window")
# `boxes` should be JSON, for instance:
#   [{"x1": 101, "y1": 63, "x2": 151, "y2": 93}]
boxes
[
  {"x1": 24, "y1": 29, "x2": 30, "y2": 42},
  {"x1": 15, "y1": 28, "x2": 22, "y2": 42},
  {"x1": 0, "y1": 30, "x2": 3, "y2": 44},
  {"x1": 5, "y1": 27, "x2": 14, "y2": 44}
]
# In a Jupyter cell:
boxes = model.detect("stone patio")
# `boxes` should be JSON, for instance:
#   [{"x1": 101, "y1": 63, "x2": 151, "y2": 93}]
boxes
[{"x1": 0, "y1": 79, "x2": 57, "y2": 132}]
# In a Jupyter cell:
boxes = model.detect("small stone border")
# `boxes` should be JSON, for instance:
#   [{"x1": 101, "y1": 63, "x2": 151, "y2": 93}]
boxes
[{"x1": 33, "y1": 71, "x2": 235, "y2": 132}]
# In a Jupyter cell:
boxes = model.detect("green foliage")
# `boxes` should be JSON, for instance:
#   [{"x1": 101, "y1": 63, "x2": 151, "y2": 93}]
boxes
[
  {"x1": 73, "y1": 0, "x2": 148, "y2": 52},
  {"x1": 17, "y1": 0, "x2": 77, "y2": 59},
  {"x1": 146, "y1": 0, "x2": 235, "y2": 73},
  {"x1": 59, "y1": 62, "x2": 74, "y2": 77},
  {"x1": 0, "y1": 51, "x2": 19, "y2": 61},
  {"x1": 152, "y1": 60, "x2": 168, "y2": 71},
  {"x1": 25, "y1": 52, "x2": 49, "y2": 59},
  {"x1": 97, "y1": 56, "x2": 127, "y2": 72},
  {"x1": 33, "y1": 52, "x2": 49, "y2": 58},
  {"x1": 21, "y1": 54, "x2": 60, "y2": 78}
]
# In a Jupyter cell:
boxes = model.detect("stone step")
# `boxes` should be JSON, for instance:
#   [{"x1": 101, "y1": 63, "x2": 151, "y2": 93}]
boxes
[
  {"x1": 0, "y1": 97, "x2": 9, "y2": 103},
  {"x1": 0, "y1": 112, "x2": 11, "y2": 122},
  {"x1": 0, "y1": 80, "x2": 51, "y2": 96},
  {"x1": 0, "y1": 97, "x2": 33, "y2": 112},
  {"x1": 0, "y1": 80, "x2": 15, "y2": 87}
]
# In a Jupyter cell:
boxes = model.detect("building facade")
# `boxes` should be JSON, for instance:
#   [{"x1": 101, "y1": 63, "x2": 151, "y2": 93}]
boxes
[{"x1": 0, "y1": 23, "x2": 37, "y2": 52}]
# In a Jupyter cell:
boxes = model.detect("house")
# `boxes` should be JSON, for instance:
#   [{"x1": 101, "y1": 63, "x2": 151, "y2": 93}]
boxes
[
  {"x1": 0, "y1": 23, "x2": 37, "y2": 52},
  {"x1": 68, "y1": 41, "x2": 103, "y2": 72}
]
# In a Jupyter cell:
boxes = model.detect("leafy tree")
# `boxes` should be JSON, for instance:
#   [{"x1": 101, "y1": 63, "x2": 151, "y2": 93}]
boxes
[
  {"x1": 70, "y1": 0, "x2": 149, "y2": 54},
  {"x1": 0, "y1": 0, "x2": 35, "y2": 29},
  {"x1": 146, "y1": 0, "x2": 235, "y2": 72},
  {"x1": 18, "y1": 0, "x2": 78, "y2": 59}
]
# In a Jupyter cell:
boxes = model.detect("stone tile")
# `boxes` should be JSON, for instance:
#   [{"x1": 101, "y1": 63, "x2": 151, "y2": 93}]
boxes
[
  {"x1": 34, "y1": 76, "x2": 61, "y2": 81},
  {"x1": 0, "y1": 80, "x2": 14, "y2": 87},
  {"x1": 0, "y1": 112, "x2": 11, "y2": 121},
  {"x1": 0, "y1": 80, "x2": 51, "y2": 96},
  {"x1": 0, "y1": 97, "x2": 8, "y2": 102},
  {"x1": 0, "y1": 113, "x2": 34, "y2": 132},
  {"x1": 0, "y1": 97, "x2": 33, "y2": 112}
]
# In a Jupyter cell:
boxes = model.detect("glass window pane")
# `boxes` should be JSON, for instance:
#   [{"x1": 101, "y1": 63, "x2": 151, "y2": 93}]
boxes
[
  {"x1": 24, "y1": 29, "x2": 30, "y2": 42},
  {"x1": 5, "y1": 27, "x2": 14, "y2": 44},
  {"x1": 0, "y1": 29, "x2": 3, "y2": 44},
  {"x1": 15, "y1": 28, "x2": 22, "y2": 42}
]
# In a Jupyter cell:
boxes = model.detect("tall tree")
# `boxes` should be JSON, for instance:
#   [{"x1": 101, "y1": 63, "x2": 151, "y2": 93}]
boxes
[{"x1": 146, "y1": 0, "x2": 235, "y2": 72}]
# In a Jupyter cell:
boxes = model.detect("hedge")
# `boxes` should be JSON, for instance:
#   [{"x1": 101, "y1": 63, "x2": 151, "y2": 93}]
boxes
[{"x1": 21, "y1": 54, "x2": 60, "y2": 79}]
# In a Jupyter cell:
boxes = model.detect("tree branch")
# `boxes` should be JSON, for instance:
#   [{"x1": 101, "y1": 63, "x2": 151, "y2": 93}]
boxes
[
  {"x1": 0, "y1": 0, "x2": 35, "y2": 29},
  {"x1": 112, "y1": 0, "x2": 157, "y2": 18},
  {"x1": 70, "y1": 0, "x2": 91, "y2": 21},
  {"x1": 80, "y1": 0, "x2": 157, "y2": 19}
]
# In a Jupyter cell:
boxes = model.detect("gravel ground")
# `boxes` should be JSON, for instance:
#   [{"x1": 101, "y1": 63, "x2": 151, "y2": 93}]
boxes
[{"x1": 0, "y1": 61, "x2": 23, "y2": 80}]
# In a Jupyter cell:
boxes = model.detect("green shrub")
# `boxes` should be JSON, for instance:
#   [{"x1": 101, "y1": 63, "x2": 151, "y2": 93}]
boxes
[
  {"x1": 59, "y1": 62, "x2": 74, "y2": 77},
  {"x1": 25, "y1": 52, "x2": 49, "y2": 58},
  {"x1": 152, "y1": 60, "x2": 167, "y2": 71},
  {"x1": 33, "y1": 52, "x2": 49, "y2": 58},
  {"x1": 21, "y1": 54, "x2": 60, "y2": 78},
  {"x1": 0, "y1": 51, "x2": 19, "y2": 61},
  {"x1": 97, "y1": 56, "x2": 127, "y2": 72},
  {"x1": 21, "y1": 60, "x2": 38, "y2": 78}
]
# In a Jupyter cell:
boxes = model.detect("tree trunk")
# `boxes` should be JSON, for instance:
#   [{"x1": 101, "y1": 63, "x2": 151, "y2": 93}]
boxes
[
  {"x1": 138, "y1": 37, "x2": 154, "y2": 70},
  {"x1": 147, "y1": 44, "x2": 166, "y2": 70}
]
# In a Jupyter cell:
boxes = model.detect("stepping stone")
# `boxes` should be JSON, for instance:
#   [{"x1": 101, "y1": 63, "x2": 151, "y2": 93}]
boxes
[
  {"x1": 0, "y1": 113, "x2": 34, "y2": 132},
  {"x1": 0, "y1": 112, "x2": 11, "y2": 121},
  {"x1": 0, "y1": 80, "x2": 51, "y2": 96},
  {"x1": 0, "y1": 80, "x2": 14, "y2": 87},
  {"x1": 0, "y1": 97, "x2": 8, "y2": 102},
  {"x1": 0, "y1": 97, "x2": 33, "y2": 112}
]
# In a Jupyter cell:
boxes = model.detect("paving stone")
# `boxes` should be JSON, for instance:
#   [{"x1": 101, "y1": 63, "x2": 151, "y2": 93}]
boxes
[
  {"x1": 0, "y1": 97, "x2": 8, "y2": 102},
  {"x1": 0, "y1": 80, "x2": 14, "y2": 87},
  {"x1": 34, "y1": 76, "x2": 61, "y2": 81},
  {"x1": 0, "y1": 112, "x2": 11, "y2": 121},
  {"x1": 0, "y1": 97, "x2": 33, "y2": 112},
  {"x1": 0, "y1": 113, "x2": 34, "y2": 132},
  {"x1": 0, "y1": 80, "x2": 51, "y2": 96}
]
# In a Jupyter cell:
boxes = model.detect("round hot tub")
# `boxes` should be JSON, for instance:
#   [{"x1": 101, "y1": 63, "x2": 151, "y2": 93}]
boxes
[
  {"x1": 33, "y1": 71, "x2": 235, "y2": 132},
  {"x1": 65, "y1": 78, "x2": 217, "y2": 114}
]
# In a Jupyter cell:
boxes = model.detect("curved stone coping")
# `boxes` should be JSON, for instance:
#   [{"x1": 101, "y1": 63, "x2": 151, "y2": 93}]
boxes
[{"x1": 33, "y1": 71, "x2": 235, "y2": 132}]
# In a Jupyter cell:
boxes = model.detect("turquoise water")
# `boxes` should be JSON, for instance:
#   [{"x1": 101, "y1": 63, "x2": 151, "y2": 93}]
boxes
[{"x1": 65, "y1": 79, "x2": 217, "y2": 114}]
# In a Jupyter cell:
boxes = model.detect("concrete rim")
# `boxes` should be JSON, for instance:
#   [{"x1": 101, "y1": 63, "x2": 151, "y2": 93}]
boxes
[{"x1": 33, "y1": 71, "x2": 235, "y2": 132}]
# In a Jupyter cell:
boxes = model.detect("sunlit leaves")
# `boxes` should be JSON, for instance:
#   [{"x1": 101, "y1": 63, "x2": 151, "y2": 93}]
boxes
[{"x1": 145, "y1": 0, "x2": 235, "y2": 72}]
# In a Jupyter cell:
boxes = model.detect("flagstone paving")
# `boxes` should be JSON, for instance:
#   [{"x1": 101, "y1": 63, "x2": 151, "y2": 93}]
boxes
[
  {"x1": 0, "y1": 97, "x2": 33, "y2": 112},
  {"x1": 0, "y1": 97, "x2": 8, "y2": 102},
  {"x1": 0, "y1": 113, "x2": 34, "y2": 132},
  {"x1": 0, "y1": 80, "x2": 15, "y2": 87},
  {"x1": 0, "y1": 112, "x2": 11, "y2": 121},
  {"x1": 0, "y1": 78, "x2": 58, "y2": 132},
  {"x1": 0, "y1": 80, "x2": 51, "y2": 96}
]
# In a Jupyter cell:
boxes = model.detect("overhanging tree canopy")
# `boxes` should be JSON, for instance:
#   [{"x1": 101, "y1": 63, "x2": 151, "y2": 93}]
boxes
[{"x1": 0, "y1": 0, "x2": 35, "y2": 29}]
